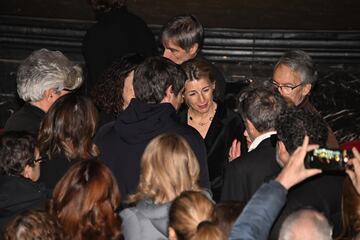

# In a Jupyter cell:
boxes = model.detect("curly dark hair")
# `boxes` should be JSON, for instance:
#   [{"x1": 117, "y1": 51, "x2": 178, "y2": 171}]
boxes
[
  {"x1": 91, "y1": 53, "x2": 145, "y2": 114},
  {"x1": 0, "y1": 131, "x2": 36, "y2": 176},
  {"x1": 276, "y1": 107, "x2": 328, "y2": 154}
]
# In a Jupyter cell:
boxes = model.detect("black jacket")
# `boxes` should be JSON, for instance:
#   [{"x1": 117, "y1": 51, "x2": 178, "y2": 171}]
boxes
[
  {"x1": 179, "y1": 102, "x2": 246, "y2": 202},
  {"x1": 0, "y1": 175, "x2": 48, "y2": 233},
  {"x1": 82, "y1": 6, "x2": 157, "y2": 92},
  {"x1": 4, "y1": 103, "x2": 45, "y2": 135},
  {"x1": 221, "y1": 137, "x2": 281, "y2": 204},
  {"x1": 94, "y1": 99, "x2": 210, "y2": 202},
  {"x1": 38, "y1": 152, "x2": 80, "y2": 193},
  {"x1": 269, "y1": 173, "x2": 344, "y2": 239}
]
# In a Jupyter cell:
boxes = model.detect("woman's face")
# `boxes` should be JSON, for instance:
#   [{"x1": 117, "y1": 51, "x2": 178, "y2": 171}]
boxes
[
  {"x1": 184, "y1": 78, "x2": 215, "y2": 114},
  {"x1": 122, "y1": 71, "x2": 135, "y2": 109}
]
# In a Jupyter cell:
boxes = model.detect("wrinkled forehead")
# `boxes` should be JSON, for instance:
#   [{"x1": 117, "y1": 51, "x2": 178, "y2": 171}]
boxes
[{"x1": 273, "y1": 64, "x2": 302, "y2": 85}]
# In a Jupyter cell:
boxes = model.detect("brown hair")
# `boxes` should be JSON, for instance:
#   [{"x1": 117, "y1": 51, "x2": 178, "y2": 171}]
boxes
[
  {"x1": 128, "y1": 133, "x2": 200, "y2": 204},
  {"x1": 4, "y1": 209, "x2": 64, "y2": 240},
  {"x1": 48, "y1": 160, "x2": 121, "y2": 240},
  {"x1": 338, "y1": 176, "x2": 360, "y2": 239},
  {"x1": 214, "y1": 201, "x2": 244, "y2": 237},
  {"x1": 38, "y1": 94, "x2": 99, "y2": 160},
  {"x1": 169, "y1": 191, "x2": 226, "y2": 240},
  {"x1": 181, "y1": 57, "x2": 215, "y2": 84}
]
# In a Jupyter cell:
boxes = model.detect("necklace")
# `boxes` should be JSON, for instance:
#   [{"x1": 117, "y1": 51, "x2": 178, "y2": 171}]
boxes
[{"x1": 188, "y1": 103, "x2": 217, "y2": 127}]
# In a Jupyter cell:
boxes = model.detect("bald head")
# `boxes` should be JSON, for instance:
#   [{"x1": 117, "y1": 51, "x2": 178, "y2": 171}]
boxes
[{"x1": 279, "y1": 209, "x2": 332, "y2": 240}]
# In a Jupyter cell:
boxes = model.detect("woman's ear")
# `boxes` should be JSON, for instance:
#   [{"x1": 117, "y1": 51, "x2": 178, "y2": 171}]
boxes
[{"x1": 168, "y1": 226, "x2": 177, "y2": 240}]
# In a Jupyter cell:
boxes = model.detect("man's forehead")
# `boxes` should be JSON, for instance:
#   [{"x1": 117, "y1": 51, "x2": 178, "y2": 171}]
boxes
[
  {"x1": 273, "y1": 64, "x2": 301, "y2": 85},
  {"x1": 163, "y1": 39, "x2": 183, "y2": 50}
]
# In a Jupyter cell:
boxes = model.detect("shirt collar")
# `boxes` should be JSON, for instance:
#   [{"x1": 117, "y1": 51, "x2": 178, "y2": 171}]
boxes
[{"x1": 248, "y1": 131, "x2": 277, "y2": 152}]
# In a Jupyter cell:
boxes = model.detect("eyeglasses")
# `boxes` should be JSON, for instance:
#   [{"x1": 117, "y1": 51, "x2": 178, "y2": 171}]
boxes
[{"x1": 270, "y1": 80, "x2": 304, "y2": 94}]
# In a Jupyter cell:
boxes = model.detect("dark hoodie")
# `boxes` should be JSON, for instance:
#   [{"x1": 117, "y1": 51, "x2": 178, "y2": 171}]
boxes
[
  {"x1": 0, "y1": 175, "x2": 48, "y2": 233},
  {"x1": 95, "y1": 99, "x2": 210, "y2": 202}
]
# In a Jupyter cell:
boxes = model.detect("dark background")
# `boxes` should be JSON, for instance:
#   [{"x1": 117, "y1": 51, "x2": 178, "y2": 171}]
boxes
[{"x1": 1, "y1": 0, "x2": 360, "y2": 29}]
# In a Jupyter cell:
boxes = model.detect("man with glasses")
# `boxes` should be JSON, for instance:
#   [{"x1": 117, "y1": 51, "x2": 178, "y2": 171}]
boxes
[{"x1": 272, "y1": 49, "x2": 338, "y2": 148}]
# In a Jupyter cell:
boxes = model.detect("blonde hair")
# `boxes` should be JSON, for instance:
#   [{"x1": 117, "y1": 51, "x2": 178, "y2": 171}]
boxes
[
  {"x1": 169, "y1": 191, "x2": 226, "y2": 240},
  {"x1": 128, "y1": 133, "x2": 200, "y2": 204}
]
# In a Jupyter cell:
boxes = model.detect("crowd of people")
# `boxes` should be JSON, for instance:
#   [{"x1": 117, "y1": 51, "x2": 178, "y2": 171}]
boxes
[{"x1": 1, "y1": 0, "x2": 360, "y2": 239}]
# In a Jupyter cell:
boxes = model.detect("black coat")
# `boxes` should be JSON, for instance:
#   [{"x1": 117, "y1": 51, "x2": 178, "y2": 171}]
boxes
[
  {"x1": 269, "y1": 173, "x2": 344, "y2": 240},
  {"x1": 82, "y1": 6, "x2": 157, "y2": 92},
  {"x1": 4, "y1": 103, "x2": 45, "y2": 136},
  {"x1": 0, "y1": 175, "x2": 48, "y2": 233},
  {"x1": 221, "y1": 137, "x2": 281, "y2": 204},
  {"x1": 179, "y1": 102, "x2": 246, "y2": 202},
  {"x1": 94, "y1": 99, "x2": 210, "y2": 202}
]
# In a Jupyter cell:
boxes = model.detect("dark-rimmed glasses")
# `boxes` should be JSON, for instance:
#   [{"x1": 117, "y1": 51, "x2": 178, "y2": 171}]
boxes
[{"x1": 270, "y1": 80, "x2": 304, "y2": 94}]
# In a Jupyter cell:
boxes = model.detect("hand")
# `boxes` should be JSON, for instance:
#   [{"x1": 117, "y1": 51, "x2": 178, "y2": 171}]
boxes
[
  {"x1": 346, "y1": 147, "x2": 360, "y2": 195},
  {"x1": 276, "y1": 136, "x2": 322, "y2": 190},
  {"x1": 228, "y1": 139, "x2": 241, "y2": 161}
]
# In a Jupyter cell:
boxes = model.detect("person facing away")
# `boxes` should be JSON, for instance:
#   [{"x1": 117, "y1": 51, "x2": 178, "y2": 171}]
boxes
[
  {"x1": 279, "y1": 209, "x2": 333, "y2": 240},
  {"x1": 120, "y1": 133, "x2": 202, "y2": 240},
  {"x1": 47, "y1": 160, "x2": 122, "y2": 240},
  {"x1": 4, "y1": 48, "x2": 83, "y2": 135},
  {"x1": 169, "y1": 191, "x2": 227, "y2": 240},
  {"x1": 269, "y1": 107, "x2": 344, "y2": 239},
  {"x1": 0, "y1": 131, "x2": 48, "y2": 234},
  {"x1": 160, "y1": 14, "x2": 226, "y2": 101},
  {"x1": 83, "y1": 0, "x2": 157, "y2": 93},
  {"x1": 37, "y1": 94, "x2": 99, "y2": 192},
  {"x1": 221, "y1": 86, "x2": 286, "y2": 204},
  {"x1": 91, "y1": 53, "x2": 145, "y2": 127},
  {"x1": 178, "y1": 56, "x2": 247, "y2": 202},
  {"x1": 94, "y1": 56, "x2": 210, "y2": 203},
  {"x1": 4, "y1": 209, "x2": 64, "y2": 240},
  {"x1": 271, "y1": 49, "x2": 338, "y2": 148}
]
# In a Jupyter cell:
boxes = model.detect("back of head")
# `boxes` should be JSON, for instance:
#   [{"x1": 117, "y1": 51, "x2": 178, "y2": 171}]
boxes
[
  {"x1": 161, "y1": 15, "x2": 203, "y2": 52},
  {"x1": 38, "y1": 93, "x2": 99, "y2": 160},
  {"x1": 238, "y1": 86, "x2": 286, "y2": 132},
  {"x1": 214, "y1": 201, "x2": 244, "y2": 237},
  {"x1": 128, "y1": 133, "x2": 200, "y2": 204},
  {"x1": 48, "y1": 160, "x2": 121, "y2": 240},
  {"x1": 91, "y1": 53, "x2": 145, "y2": 113},
  {"x1": 169, "y1": 191, "x2": 226, "y2": 240},
  {"x1": 274, "y1": 49, "x2": 317, "y2": 85},
  {"x1": 133, "y1": 56, "x2": 186, "y2": 104},
  {"x1": 17, "y1": 48, "x2": 83, "y2": 102},
  {"x1": 0, "y1": 131, "x2": 35, "y2": 176},
  {"x1": 339, "y1": 176, "x2": 360, "y2": 239},
  {"x1": 275, "y1": 107, "x2": 328, "y2": 154},
  {"x1": 279, "y1": 209, "x2": 333, "y2": 240},
  {"x1": 4, "y1": 209, "x2": 64, "y2": 240}
]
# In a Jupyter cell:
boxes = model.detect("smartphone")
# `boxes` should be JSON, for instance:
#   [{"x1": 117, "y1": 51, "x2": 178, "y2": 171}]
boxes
[{"x1": 305, "y1": 148, "x2": 353, "y2": 171}]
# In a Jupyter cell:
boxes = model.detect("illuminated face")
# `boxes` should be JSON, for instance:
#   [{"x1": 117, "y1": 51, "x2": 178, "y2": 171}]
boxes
[
  {"x1": 163, "y1": 40, "x2": 195, "y2": 64},
  {"x1": 272, "y1": 64, "x2": 311, "y2": 106},
  {"x1": 184, "y1": 78, "x2": 214, "y2": 114},
  {"x1": 122, "y1": 71, "x2": 135, "y2": 109}
]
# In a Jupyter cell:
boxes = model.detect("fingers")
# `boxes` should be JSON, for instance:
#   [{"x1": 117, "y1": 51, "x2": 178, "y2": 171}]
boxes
[{"x1": 228, "y1": 139, "x2": 241, "y2": 161}]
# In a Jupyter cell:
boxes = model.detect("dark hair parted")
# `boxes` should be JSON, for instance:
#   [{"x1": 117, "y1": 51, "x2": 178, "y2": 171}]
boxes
[
  {"x1": 238, "y1": 86, "x2": 286, "y2": 132},
  {"x1": 87, "y1": 0, "x2": 126, "y2": 13},
  {"x1": 0, "y1": 131, "x2": 36, "y2": 176},
  {"x1": 275, "y1": 107, "x2": 328, "y2": 154},
  {"x1": 4, "y1": 209, "x2": 64, "y2": 240},
  {"x1": 38, "y1": 94, "x2": 99, "y2": 160},
  {"x1": 169, "y1": 191, "x2": 226, "y2": 240},
  {"x1": 133, "y1": 56, "x2": 186, "y2": 104},
  {"x1": 48, "y1": 160, "x2": 121, "y2": 240},
  {"x1": 91, "y1": 53, "x2": 145, "y2": 114},
  {"x1": 161, "y1": 15, "x2": 203, "y2": 52},
  {"x1": 274, "y1": 49, "x2": 318, "y2": 85}
]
